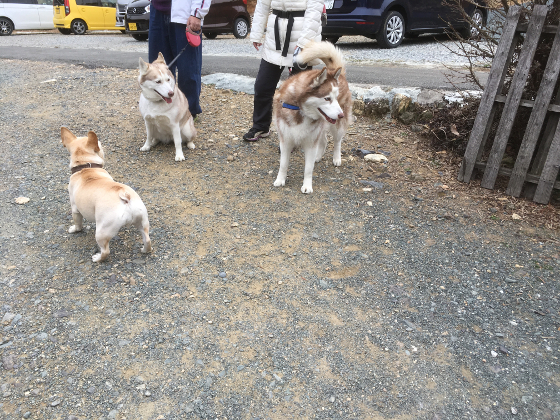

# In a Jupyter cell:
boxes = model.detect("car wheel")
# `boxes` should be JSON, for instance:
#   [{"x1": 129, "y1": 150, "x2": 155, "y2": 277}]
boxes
[
  {"x1": 132, "y1": 34, "x2": 148, "y2": 41},
  {"x1": 204, "y1": 32, "x2": 218, "y2": 39},
  {"x1": 468, "y1": 8, "x2": 484, "y2": 38},
  {"x1": 0, "y1": 17, "x2": 14, "y2": 36},
  {"x1": 322, "y1": 35, "x2": 339, "y2": 44},
  {"x1": 376, "y1": 10, "x2": 405, "y2": 48},
  {"x1": 232, "y1": 18, "x2": 248, "y2": 39},
  {"x1": 58, "y1": 28, "x2": 72, "y2": 35},
  {"x1": 71, "y1": 19, "x2": 87, "y2": 35}
]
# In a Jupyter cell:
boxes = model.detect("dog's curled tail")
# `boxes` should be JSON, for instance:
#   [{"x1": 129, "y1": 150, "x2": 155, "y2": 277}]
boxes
[
  {"x1": 296, "y1": 41, "x2": 345, "y2": 74},
  {"x1": 119, "y1": 191, "x2": 131, "y2": 204}
]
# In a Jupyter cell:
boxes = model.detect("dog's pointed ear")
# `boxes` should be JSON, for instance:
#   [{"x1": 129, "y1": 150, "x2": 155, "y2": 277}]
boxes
[
  {"x1": 156, "y1": 52, "x2": 166, "y2": 64},
  {"x1": 139, "y1": 57, "x2": 149, "y2": 75},
  {"x1": 333, "y1": 67, "x2": 342, "y2": 80},
  {"x1": 312, "y1": 68, "x2": 328, "y2": 88},
  {"x1": 61, "y1": 127, "x2": 76, "y2": 147},
  {"x1": 87, "y1": 131, "x2": 101, "y2": 153}
]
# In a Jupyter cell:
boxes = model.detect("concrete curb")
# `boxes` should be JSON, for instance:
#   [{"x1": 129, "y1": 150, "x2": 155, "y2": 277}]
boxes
[{"x1": 201, "y1": 72, "x2": 483, "y2": 122}]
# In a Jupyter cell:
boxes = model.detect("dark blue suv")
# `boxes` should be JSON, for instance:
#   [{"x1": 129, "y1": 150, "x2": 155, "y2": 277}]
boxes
[{"x1": 322, "y1": 0, "x2": 486, "y2": 48}]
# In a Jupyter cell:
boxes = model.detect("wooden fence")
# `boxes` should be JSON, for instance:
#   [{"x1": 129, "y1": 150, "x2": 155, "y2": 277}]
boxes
[{"x1": 458, "y1": 4, "x2": 560, "y2": 204}]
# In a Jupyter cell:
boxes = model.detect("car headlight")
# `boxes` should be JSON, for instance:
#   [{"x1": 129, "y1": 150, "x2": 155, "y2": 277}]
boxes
[{"x1": 144, "y1": 4, "x2": 150, "y2": 13}]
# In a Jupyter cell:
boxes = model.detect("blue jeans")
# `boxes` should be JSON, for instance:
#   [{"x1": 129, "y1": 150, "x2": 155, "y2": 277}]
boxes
[{"x1": 148, "y1": 8, "x2": 202, "y2": 116}]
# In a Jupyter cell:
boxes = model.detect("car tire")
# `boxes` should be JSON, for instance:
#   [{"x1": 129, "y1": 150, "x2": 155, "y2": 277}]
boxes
[
  {"x1": 0, "y1": 17, "x2": 14, "y2": 36},
  {"x1": 322, "y1": 35, "x2": 339, "y2": 44},
  {"x1": 132, "y1": 34, "x2": 148, "y2": 41},
  {"x1": 232, "y1": 17, "x2": 249, "y2": 39},
  {"x1": 376, "y1": 10, "x2": 405, "y2": 48},
  {"x1": 58, "y1": 28, "x2": 72, "y2": 35},
  {"x1": 461, "y1": 8, "x2": 484, "y2": 39},
  {"x1": 204, "y1": 32, "x2": 218, "y2": 39},
  {"x1": 71, "y1": 19, "x2": 87, "y2": 35}
]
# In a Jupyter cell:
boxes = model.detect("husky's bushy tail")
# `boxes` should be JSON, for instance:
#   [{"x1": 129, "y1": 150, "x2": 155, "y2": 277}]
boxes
[{"x1": 296, "y1": 41, "x2": 346, "y2": 74}]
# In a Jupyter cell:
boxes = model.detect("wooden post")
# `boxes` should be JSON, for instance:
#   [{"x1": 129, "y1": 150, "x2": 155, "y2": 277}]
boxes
[
  {"x1": 457, "y1": 6, "x2": 521, "y2": 183},
  {"x1": 506, "y1": 23, "x2": 560, "y2": 197},
  {"x1": 480, "y1": 5, "x2": 548, "y2": 189},
  {"x1": 534, "y1": 125, "x2": 560, "y2": 204}
]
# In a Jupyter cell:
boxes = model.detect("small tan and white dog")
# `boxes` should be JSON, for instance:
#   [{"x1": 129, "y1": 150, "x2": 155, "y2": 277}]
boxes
[
  {"x1": 138, "y1": 52, "x2": 196, "y2": 162},
  {"x1": 273, "y1": 41, "x2": 352, "y2": 194},
  {"x1": 61, "y1": 127, "x2": 152, "y2": 262}
]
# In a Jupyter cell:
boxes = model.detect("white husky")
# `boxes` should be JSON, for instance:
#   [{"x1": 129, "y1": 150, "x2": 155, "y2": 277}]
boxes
[
  {"x1": 138, "y1": 52, "x2": 196, "y2": 162},
  {"x1": 272, "y1": 41, "x2": 352, "y2": 194}
]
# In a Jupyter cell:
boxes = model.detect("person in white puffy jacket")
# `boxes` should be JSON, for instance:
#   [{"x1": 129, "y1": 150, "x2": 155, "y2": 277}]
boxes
[
  {"x1": 148, "y1": 0, "x2": 212, "y2": 117},
  {"x1": 242, "y1": 0, "x2": 325, "y2": 142}
]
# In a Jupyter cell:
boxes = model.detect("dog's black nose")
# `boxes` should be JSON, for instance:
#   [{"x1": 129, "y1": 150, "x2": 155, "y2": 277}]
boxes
[
  {"x1": 168, "y1": 91, "x2": 174, "y2": 97},
  {"x1": 338, "y1": 112, "x2": 344, "y2": 119}
]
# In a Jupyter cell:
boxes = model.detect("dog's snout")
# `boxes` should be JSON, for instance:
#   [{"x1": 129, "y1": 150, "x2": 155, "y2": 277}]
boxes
[
  {"x1": 338, "y1": 112, "x2": 344, "y2": 119},
  {"x1": 168, "y1": 91, "x2": 174, "y2": 97}
]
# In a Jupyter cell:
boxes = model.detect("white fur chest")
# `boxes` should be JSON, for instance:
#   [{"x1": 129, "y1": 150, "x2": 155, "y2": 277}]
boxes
[
  {"x1": 275, "y1": 116, "x2": 327, "y2": 148},
  {"x1": 139, "y1": 94, "x2": 179, "y2": 139}
]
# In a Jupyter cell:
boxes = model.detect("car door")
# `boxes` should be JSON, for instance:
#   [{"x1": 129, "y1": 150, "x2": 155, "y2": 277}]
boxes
[
  {"x1": 406, "y1": 0, "x2": 447, "y2": 30},
  {"x1": 4, "y1": 0, "x2": 41, "y2": 30},
  {"x1": 440, "y1": 0, "x2": 478, "y2": 28},
  {"x1": 100, "y1": 0, "x2": 117, "y2": 28},
  {"x1": 203, "y1": 0, "x2": 229, "y2": 30},
  {"x1": 76, "y1": 0, "x2": 104, "y2": 28},
  {"x1": 36, "y1": 0, "x2": 55, "y2": 28}
]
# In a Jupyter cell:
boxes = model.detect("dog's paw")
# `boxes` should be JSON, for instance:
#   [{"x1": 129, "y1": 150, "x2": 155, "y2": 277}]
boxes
[
  {"x1": 140, "y1": 145, "x2": 151, "y2": 152},
  {"x1": 301, "y1": 184, "x2": 313, "y2": 194},
  {"x1": 68, "y1": 225, "x2": 81, "y2": 234},
  {"x1": 175, "y1": 152, "x2": 185, "y2": 162},
  {"x1": 141, "y1": 242, "x2": 152, "y2": 253},
  {"x1": 92, "y1": 253, "x2": 105, "y2": 263},
  {"x1": 315, "y1": 156, "x2": 323, "y2": 163},
  {"x1": 333, "y1": 157, "x2": 342, "y2": 167},
  {"x1": 273, "y1": 178, "x2": 285, "y2": 187},
  {"x1": 187, "y1": 142, "x2": 196, "y2": 150}
]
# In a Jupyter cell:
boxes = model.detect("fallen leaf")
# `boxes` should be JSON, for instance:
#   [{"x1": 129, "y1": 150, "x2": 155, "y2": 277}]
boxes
[
  {"x1": 450, "y1": 124, "x2": 459, "y2": 136},
  {"x1": 15, "y1": 197, "x2": 30, "y2": 204},
  {"x1": 512, "y1": 213, "x2": 522, "y2": 220},
  {"x1": 393, "y1": 136, "x2": 405, "y2": 144},
  {"x1": 231, "y1": 222, "x2": 239, "y2": 228}
]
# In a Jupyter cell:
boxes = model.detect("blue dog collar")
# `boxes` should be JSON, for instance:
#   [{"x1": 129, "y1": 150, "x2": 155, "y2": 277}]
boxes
[{"x1": 282, "y1": 102, "x2": 300, "y2": 110}]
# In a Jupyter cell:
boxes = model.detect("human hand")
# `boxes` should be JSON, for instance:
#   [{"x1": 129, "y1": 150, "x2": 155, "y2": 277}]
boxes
[
  {"x1": 187, "y1": 16, "x2": 201, "y2": 32},
  {"x1": 253, "y1": 42, "x2": 262, "y2": 51}
]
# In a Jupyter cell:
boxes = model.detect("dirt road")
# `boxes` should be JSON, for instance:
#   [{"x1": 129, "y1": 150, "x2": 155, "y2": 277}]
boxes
[{"x1": 0, "y1": 60, "x2": 559, "y2": 420}]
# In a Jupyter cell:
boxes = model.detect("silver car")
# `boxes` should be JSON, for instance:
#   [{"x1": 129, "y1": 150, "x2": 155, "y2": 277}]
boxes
[{"x1": 116, "y1": 0, "x2": 130, "y2": 28}]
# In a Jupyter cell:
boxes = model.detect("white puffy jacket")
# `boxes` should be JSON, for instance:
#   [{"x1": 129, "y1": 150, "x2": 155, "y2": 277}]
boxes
[
  {"x1": 171, "y1": 0, "x2": 211, "y2": 24},
  {"x1": 251, "y1": 0, "x2": 324, "y2": 67}
]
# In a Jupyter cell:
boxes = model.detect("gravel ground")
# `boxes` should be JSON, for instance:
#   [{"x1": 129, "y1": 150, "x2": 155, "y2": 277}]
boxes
[
  {"x1": 1, "y1": 59, "x2": 559, "y2": 420},
  {"x1": 3, "y1": 30, "x2": 475, "y2": 67}
]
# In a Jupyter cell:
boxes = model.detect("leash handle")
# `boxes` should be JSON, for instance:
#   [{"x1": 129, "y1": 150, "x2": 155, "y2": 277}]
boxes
[
  {"x1": 186, "y1": 27, "x2": 202, "y2": 36},
  {"x1": 167, "y1": 28, "x2": 202, "y2": 69}
]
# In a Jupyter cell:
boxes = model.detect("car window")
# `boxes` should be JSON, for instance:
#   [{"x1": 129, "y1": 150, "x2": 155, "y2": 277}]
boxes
[
  {"x1": 100, "y1": 0, "x2": 116, "y2": 6},
  {"x1": 76, "y1": 0, "x2": 100, "y2": 5},
  {"x1": 2, "y1": 0, "x2": 39, "y2": 4},
  {"x1": 37, "y1": 0, "x2": 53, "y2": 4}
]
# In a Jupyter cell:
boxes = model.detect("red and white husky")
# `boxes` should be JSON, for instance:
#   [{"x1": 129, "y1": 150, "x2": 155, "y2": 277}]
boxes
[
  {"x1": 138, "y1": 53, "x2": 196, "y2": 162},
  {"x1": 273, "y1": 41, "x2": 352, "y2": 194}
]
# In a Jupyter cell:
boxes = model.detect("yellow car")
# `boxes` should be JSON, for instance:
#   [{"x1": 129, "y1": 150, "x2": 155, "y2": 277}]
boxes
[{"x1": 53, "y1": 0, "x2": 120, "y2": 35}]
